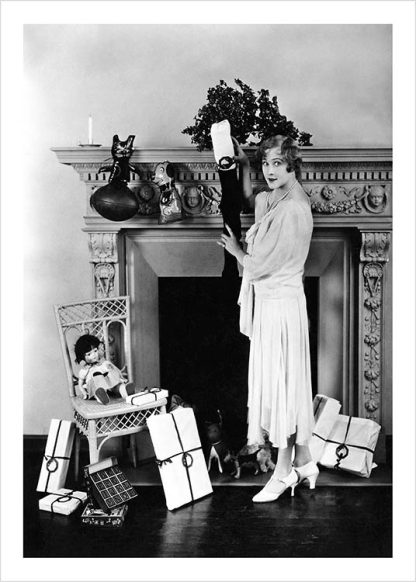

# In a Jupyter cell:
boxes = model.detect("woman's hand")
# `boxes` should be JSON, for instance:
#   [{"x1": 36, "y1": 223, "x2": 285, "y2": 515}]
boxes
[
  {"x1": 232, "y1": 137, "x2": 249, "y2": 167},
  {"x1": 217, "y1": 224, "x2": 241, "y2": 257}
]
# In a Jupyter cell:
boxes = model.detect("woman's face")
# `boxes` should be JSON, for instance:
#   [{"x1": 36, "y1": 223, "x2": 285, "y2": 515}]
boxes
[{"x1": 262, "y1": 147, "x2": 292, "y2": 191}]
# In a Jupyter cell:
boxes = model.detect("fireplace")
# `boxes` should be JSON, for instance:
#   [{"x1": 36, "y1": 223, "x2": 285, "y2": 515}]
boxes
[
  {"x1": 53, "y1": 145, "x2": 392, "y2": 454},
  {"x1": 125, "y1": 227, "x2": 355, "y2": 421}
]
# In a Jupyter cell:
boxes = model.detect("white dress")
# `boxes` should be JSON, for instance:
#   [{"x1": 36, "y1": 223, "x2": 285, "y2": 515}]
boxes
[{"x1": 238, "y1": 190, "x2": 314, "y2": 450}]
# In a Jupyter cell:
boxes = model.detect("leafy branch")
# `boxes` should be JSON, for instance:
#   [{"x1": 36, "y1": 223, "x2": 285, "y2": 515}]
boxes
[{"x1": 182, "y1": 79, "x2": 312, "y2": 151}]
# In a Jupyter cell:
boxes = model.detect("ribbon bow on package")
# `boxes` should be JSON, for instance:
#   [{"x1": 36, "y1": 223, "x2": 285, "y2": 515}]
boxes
[{"x1": 147, "y1": 407, "x2": 213, "y2": 510}]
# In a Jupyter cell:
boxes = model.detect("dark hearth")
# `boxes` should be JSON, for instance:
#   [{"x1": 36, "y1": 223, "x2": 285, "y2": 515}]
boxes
[{"x1": 159, "y1": 277, "x2": 318, "y2": 450}]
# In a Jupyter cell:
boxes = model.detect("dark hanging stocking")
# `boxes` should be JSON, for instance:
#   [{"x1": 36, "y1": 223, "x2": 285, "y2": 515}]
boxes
[{"x1": 218, "y1": 168, "x2": 243, "y2": 305}]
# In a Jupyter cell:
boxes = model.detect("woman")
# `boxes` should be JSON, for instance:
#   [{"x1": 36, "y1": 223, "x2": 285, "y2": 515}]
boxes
[{"x1": 217, "y1": 134, "x2": 319, "y2": 502}]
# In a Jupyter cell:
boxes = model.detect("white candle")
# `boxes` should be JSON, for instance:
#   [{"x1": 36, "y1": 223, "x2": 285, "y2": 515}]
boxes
[{"x1": 88, "y1": 115, "x2": 93, "y2": 145}]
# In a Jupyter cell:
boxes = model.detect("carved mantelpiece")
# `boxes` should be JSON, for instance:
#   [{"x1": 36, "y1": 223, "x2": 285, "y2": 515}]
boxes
[
  {"x1": 53, "y1": 146, "x2": 392, "y2": 228},
  {"x1": 53, "y1": 145, "x2": 392, "y2": 435}
]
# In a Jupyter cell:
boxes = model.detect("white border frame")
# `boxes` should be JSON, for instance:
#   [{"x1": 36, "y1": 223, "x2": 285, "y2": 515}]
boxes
[{"x1": 1, "y1": 2, "x2": 415, "y2": 581}]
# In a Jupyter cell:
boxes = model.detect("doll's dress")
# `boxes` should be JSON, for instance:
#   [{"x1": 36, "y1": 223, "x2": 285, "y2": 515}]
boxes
[
  {"x1": 238, "y1": 191, "x2": 314, "y2": 450},
  {"x1": 84, "y1": 360, "x2": 124, "y2": 398}
]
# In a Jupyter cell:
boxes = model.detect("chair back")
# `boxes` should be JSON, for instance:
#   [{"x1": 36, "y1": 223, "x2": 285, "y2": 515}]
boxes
[{"x1": 54, "y1": 296, "x2": 133, "y2": 397}]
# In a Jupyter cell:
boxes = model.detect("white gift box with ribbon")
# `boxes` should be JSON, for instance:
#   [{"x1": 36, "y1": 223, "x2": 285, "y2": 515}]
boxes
[
  {"x1": 39, "y1": 488, "x2": 87, "y2": 515},
  {"x1": 147, "y1": 407, "x2": 213, "y2": 510},
  {"x1": 37, "y1": 419, "x2": 75, "y2": 493},
  {"x1": 126, "y1": 387, "x2": 169, "y2": 407},
  {"x1": 310, "y1": 394, "x2": 342, "y2": 463},
  {"x1": 319, "y1": 414, "x2": 381, "y2": 478}
]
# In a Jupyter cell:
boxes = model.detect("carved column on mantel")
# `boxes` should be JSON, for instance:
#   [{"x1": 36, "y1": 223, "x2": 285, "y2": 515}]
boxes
[
  {"x1": 358, "y1": 231, "x2": 391, "y2": 423},
  {"x1": 88, "y1": 232, "x2": 120, "y2": 298}
]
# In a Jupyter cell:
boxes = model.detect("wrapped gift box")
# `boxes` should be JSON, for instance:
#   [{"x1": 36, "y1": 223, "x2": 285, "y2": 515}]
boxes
[
  {"x1": 147, "y1": 407, "x2": 213, "y2": 510},
  {"x1": 319, "y1": 414, "x2": 381, "y2": 478},
  {"x1": 83, "y1": 456, "x2": 137, "y2": 513},
  {"x1": 81, "y1": 503, "x2": 128, "y2": 528},
  {"x1": 126, "y1": 387, "x2": 169, "y2": 407},
  {"x1": 37, "y1": 419, "x2": 75, "y2": 493},
  {"x1": 39, "y1": 488, "x2": 87, "y2": 515},
  {"x1": 310, "y1": 394, "x2": 342, "y2": 463}
]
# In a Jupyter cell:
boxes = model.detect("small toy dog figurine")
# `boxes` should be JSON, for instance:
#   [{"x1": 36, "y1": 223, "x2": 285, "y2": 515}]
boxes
[
  {"x1": 205, "y1": 411, "x2": 239, "y2": 477},
  {"x1": 152, "y1": 161, "x2": 182, "y2": 224},
  {"x1": 234, "y1": 437, "x2": 276, "y2": 479}
]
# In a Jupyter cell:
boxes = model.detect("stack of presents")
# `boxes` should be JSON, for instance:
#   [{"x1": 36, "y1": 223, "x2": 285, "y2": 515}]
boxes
[{"x1": 36, "y1": 391, "x2": 381, "y2": 523}]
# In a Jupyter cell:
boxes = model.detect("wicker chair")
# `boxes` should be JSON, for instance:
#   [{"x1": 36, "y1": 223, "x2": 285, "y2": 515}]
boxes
[{"x1": 54, "y1": 295, "x2": 167, "y2": 479}]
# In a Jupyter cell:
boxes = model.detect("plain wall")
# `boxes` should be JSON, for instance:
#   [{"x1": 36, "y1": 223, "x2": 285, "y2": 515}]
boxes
[{"x1": 23, "y1": 24, "x2": 392, "y2": 434}]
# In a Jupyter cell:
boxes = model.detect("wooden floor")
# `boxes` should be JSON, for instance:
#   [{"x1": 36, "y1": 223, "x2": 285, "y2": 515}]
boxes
[
  {"x1": 25, "y1": 446, "x2": 392, "y2": 558},
  {"x1": 124, "y1": 457, "x2": 392, "y2": 487}
]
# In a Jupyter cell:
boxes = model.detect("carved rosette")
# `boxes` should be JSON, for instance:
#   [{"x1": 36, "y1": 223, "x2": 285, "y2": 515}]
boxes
[
  {"x1": 359, "y1": 232, "x2": 391, "y2": 422},
  {"x1": 88, "y1": 233, "x2": 119, "y2": 298}
]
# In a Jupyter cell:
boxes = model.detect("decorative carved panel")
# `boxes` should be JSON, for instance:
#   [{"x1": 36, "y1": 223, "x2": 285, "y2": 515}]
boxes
[
  {"x1": 93, "y1": 263, "x2": 116, "y2": 298},
  {"x1": 360, "y1": 232, "x2": 391, "y2": 262},
  {"x1": 305, "y1": 183, "x2": 391, "y2": 215},
  {"x1": 359, "y1": 232, "x2": 391, "y2": 423},
  {"x1": 88, "y1": 233, "x2": 119, "y2": 298}
]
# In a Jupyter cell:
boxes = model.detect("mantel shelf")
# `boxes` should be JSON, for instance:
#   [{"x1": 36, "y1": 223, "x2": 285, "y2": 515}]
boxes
[
  {"x1": 52, "y1": 145, "x2": 392, "y2": 165},
  {"x1": 81, "y1": 214, "x2": 393, "y2": 234}
]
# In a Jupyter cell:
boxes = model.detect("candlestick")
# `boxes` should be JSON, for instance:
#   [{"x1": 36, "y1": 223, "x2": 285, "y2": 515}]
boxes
[
  {"x1": 88, "y1": 115, "x2": 93, "y2": 145},
  {"x1": 78, "y1": 115, "x2": 101, "y2": 147}
]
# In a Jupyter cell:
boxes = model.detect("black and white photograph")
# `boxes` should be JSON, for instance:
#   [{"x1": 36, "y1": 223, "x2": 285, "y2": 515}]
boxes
[{"x1": 1, "y1": 1, "x2": 415, "y2": 581}]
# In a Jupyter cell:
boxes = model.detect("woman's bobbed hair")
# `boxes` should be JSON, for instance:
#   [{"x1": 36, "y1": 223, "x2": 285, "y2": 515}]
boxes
[{"x1": 256, "y1": 135, "x2": 302, "y2": 182}]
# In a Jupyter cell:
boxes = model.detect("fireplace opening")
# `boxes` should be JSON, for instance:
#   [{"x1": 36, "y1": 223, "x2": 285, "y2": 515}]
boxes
[{"x1": 159, "y1": 277, "x2": 318, "y2": 449}]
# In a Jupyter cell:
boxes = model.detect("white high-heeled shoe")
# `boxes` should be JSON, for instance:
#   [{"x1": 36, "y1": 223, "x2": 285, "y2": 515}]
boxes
[
  {"x1": 293, "y1": 461, "x2": 319, "y2": 489},
  {"x1": 252, "y1": 468, "x2": 299, "y2": 503}
]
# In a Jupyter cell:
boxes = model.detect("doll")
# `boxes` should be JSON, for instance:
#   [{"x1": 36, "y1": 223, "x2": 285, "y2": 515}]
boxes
[{"x1": 74, "y1": 334, "x2": 134, "y2": 405}]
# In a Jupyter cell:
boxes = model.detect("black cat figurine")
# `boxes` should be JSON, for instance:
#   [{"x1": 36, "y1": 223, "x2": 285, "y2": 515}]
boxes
[
  {"x1": 90, "y1": 134, "x2": 139, "y2": 222},
  {"x1": 98, "y1": 134, "x2": 136, "y2": 184}
]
